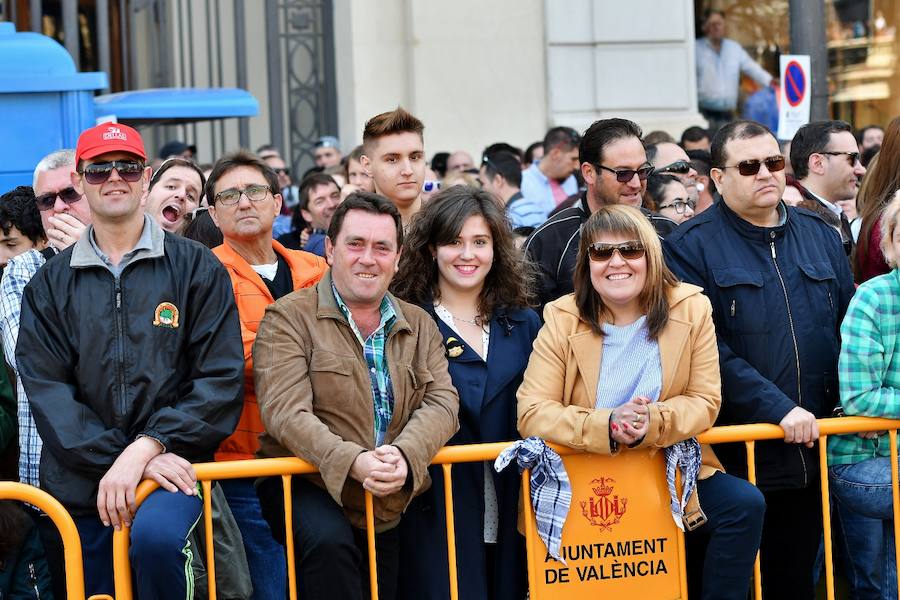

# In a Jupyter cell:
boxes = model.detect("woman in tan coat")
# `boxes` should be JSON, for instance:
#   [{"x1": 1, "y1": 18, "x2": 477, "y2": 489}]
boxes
[{"x1": 517, "y1": 205, "x2": 764, "y2": 600}]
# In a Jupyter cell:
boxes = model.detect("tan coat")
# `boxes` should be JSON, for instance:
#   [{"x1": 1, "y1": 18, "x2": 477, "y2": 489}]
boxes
[
  {"x1": 517, "y1": 283, "x2": 724, "y2": 483},
  {"x1": 253, "y1": 270, "x2": 460, "y2": 529}
]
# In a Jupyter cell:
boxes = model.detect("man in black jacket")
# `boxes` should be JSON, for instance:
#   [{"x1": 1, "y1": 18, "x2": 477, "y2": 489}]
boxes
[
  {"x1": 663, "y1": 120, "x2": 855, "y2": 599},
  {"x1": 16, "y1": 123, "x2": 244, "y2": 599},
  {"x1": 524, "y1": 118, "x2": 676, "y2": 310}
]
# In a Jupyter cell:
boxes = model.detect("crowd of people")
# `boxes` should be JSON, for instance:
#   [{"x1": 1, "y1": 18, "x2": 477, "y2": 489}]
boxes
[{"x1": 0, "y1": 100, "x2": 897, "y2": 600}]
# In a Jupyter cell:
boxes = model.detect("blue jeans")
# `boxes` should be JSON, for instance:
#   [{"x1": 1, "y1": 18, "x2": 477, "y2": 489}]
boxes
[
  {"x1": 686, "y1": 471, "x2": 767, "y2": 600},
  {"x1": 220, "y1": 478, "x2": 287, "y2": 600},
  {"x1": 830, "y1": 458, "x2": 898, "y2": 599},
  {"x1": 75, "y1": 488, "x2": 202, "y2": 599}
]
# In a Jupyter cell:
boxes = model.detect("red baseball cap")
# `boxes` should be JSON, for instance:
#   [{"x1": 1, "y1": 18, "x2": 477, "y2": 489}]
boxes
[{"x1": 75, "y1": 123, "x2": 147, "y2": 165}]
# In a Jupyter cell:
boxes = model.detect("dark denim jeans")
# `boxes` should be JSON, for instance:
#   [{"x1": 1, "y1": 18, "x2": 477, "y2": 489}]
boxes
[
  {"x1": 830, "y1": 458, "x2": 898, "y2": 600},
  {"x1": 220, "y1": 478, "x2": 287, "y2": 600}
]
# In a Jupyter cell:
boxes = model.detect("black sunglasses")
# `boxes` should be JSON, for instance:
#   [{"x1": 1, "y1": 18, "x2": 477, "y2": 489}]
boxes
[
  {"x1": 273, "y1": 167, "x2": 290, "y2": 176},
  {"x1": 656, "y1": 160, "x2": 693, "y2": 175},
  {"x1": 79, "y1": 160, "x2": 145, "y2": 185},
  {"x1": 722, "y1": 156, "x2": 786, "y2": 176},
  {"x1": 587, "y1": 241, "x2": 646, "y2": 262},
  {"x1": 35, "y1": 187, "x2": 81, "y2": 211},
  {"x1": 818, "y1": 151, "x2": 861, "y2": 167},
  {"x1": 596, "y1": 164, "x2": 655, "y2": 183}
]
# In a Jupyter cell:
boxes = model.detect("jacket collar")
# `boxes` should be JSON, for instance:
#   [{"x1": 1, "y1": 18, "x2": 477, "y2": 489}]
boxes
[
  {"x1": 315, "y1": 270, "x2": 412, "y2": 336},
  {"x1": 554, "y1": 283, "x2": 702, "y2": 402},
  {"x1": 717, "y1": 196, "x2": 789, "y2": 243},
  {"x1": 214, "y1": 238, "x2": 317, "y2": 300},
  {"x1": 70, "y1": 214, "x2": 164, "y2": 269}
]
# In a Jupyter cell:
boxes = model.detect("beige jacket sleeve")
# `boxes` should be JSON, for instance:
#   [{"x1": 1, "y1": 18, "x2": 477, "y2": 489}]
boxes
[
  {"x1": 636, "y1": 295, "x2": 721, "y2": 450},
  {"x1": 391, "y1": 318, "x2": 460, "y2": 500},
  {"x1": 253, "y1": 302, "x2": 366, "y2": 504},
  {"x1": 517, "y1": 306, "x2": 617, "y2": 455}
]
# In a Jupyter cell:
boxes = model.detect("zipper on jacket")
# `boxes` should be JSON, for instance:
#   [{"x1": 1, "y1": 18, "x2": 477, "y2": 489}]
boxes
[
  {"x1": 29, "y1": 562, "x2": 40, "y2": 598},
  {"x1": 770, "y1": 238, "x2": 809, "y2": 487},
  {"x1": 114, "y1": 278, "x2": 127, "y2": 417}
]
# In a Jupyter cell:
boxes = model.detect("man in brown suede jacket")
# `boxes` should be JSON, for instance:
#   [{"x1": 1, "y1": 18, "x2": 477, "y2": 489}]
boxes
[{"x1": 253, "y1": 191, "x2": 459, "y2": 600}]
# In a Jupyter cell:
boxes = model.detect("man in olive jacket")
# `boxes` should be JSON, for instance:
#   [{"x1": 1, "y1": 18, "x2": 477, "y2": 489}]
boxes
[{"x1": 253, "y1": 191, "x2": 459, "y2": 600}]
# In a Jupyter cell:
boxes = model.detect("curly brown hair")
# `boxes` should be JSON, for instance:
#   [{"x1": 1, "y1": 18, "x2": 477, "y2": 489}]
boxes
[{"x1": 391, "y1": 185, "x2": 535, "y2": 316}]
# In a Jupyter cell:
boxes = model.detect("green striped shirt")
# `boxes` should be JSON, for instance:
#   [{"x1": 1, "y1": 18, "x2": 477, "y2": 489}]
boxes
[{"x1": 828, "y1": 269, "x2": 900, "y2": 466}]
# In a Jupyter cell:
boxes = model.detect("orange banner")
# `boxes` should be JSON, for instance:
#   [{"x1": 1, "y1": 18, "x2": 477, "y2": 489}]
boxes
[{"x1": 526, "y1": 450, "x2": 686, "y2": 599}]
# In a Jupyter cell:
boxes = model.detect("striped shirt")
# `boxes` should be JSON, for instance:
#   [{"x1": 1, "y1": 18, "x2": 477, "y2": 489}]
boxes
[
  {"x1": 0, "y1": 249, "x2": 46, "y2": 486},
  {"x1": 828, "y1": 269, "x2": 900, "y2": 466},
  {"x1": 595, "y1": 316, "x2": 662, "y2": 408},
  {"x1": 332, "y1": 282, "x2": 396, "y2": 446}
]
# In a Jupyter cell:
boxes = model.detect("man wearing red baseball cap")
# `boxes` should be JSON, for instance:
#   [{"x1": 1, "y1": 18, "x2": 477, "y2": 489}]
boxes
[{"x1": 15, "y1": 122, "x2": 244, "y2": 599}]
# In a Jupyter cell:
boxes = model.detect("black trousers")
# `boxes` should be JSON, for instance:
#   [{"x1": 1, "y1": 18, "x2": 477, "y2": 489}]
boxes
[
  {"x1": 758, "y1": 484, "x2": 823, "y2": 600},
  {"x1": 258, "y1": 476, "x2": 401, "y2": 600}
]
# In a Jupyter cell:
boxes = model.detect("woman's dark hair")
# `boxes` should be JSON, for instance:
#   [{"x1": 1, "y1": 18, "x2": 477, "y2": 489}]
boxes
[
  {"x1": 0, "y1": 186, "x2": 46, "y2": 244},
  {"x1": 149, "y1": 157, "x2": 207, "y2": 204},
  {"x1": 0, "y1": 501, "x2": 30, "y2": 559},
  {"x1": 644, "y1": 173, "x2": 682, "y2": 212},
  {"x1": 343, "y1": 145, "x2": 365, "y2": 182},
  {"x1": 182, "y1": 207, "x2": 224, "y2": 248},
  {"x1": 573, "y1": 205, "x2": 678, "y2": 338},
  {"x1": 856, "y1": 116, "x2": 900, "y2": 279},
  {"x1": 392, "y1": 185, "x2": 535, "y2": 317}
]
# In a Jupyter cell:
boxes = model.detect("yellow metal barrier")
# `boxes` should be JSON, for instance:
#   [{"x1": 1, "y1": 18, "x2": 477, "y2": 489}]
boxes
[{"x1": 3, "y1": 416, "x2": 900, "y2": 599}]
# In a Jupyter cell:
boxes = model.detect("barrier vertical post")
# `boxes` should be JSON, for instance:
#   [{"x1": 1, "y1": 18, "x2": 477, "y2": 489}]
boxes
[
  {"x1": 745, "y1": 440, "x2": 762, "y2": 600},
  {"x1": 365, "y1": 491, "x2": 379, "y2": 599},
  {"x1": 441, "y1": 464, "x2": 460, "y2": 600},
  {"x1": 521, "y1": 472, "x2": 539, "y2": 599},
  {"x1": 201, "y1": 480, "x2": 217, "y2": 600},
  {"x1": 281, "y1": 475, "x2": 298, "y2": 600},
  {"x1": 818, "y1": 436, "x2": 835, "y2": 600},
  {"x1": 889, "y1": 431, "x2": 900, "y2": 600}
]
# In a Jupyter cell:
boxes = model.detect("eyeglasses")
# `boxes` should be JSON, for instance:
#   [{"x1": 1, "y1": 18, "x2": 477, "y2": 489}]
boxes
[
  {"x1": 587, "y1": 241, "x2": 646, "y2": 262},
  {"x1": 656, "y1": 160, "x2": 693, "y2": 175},
  {"x1": 596, "y1": 164, "x2": 655, "y2": 183},
  {"x1": 214, "y1": 184, "x2": 272, "y2": 206},
  {"x1": 657, "y1": 198, "x2": 697, "y2": 214},
  {"x1": 272, "y1": 167, "x2": 290, "y2": 176},
  {"x1": 35, "y1": 187, "x2": 81, "y2": 211},
  {"x1": 721, "y1": 156, "x2": 786, "y2": 176},
  {"x1": 818, "y1": 151, "x2": 861, "y2": 167},
  {"x1": 79, "y1": 160, "x2": 145, "y2": 185}
]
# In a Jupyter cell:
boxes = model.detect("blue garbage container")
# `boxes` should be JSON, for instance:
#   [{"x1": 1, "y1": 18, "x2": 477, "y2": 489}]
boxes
[{"x1": 0, "y1": 22, "x2": 107, "y2": 192}]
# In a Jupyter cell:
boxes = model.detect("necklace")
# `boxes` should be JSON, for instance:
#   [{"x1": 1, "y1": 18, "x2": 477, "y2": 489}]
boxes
[{"x1": 435, "y1": 303, "x2": 484, "y2": 328}]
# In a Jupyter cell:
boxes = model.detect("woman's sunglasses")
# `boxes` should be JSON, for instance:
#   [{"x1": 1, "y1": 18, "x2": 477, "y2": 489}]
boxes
[
  {"x1": 722, "y1": 156, "x2": 786, "y2": 177},
  {"x1": 79, "y1": 160, "x2": 145, "y2": 185},
  {"x1": 587, "y1": 241, "x2": 646, "y2": 262}
]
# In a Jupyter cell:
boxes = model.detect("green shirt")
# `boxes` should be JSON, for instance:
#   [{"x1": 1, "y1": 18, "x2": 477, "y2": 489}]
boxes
[
  {"x1": 331, "y1": 282, "x2": 397, "y2": 446},
  {"x1": 828, "y1": 269, "x2": 900, "y2": 465}
]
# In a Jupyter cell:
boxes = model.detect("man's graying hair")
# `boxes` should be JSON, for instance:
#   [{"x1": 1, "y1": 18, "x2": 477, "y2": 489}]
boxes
[{"x1": 33, "y1": 149, "x2": 76, "y2": 188}]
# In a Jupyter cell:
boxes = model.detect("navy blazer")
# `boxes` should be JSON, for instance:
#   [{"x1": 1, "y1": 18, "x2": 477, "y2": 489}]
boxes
[{"x1": 398, "y1": 305, "x2": 540, "y2": 600}]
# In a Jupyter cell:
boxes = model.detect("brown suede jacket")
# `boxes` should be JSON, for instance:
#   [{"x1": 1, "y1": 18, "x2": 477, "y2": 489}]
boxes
[{"x1": 253, "y1": 270, "x2": 459, "y2": 530}]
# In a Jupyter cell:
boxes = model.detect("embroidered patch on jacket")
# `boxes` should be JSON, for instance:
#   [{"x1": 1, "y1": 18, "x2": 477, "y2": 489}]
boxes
[
  {"x1": 153, "y1": 302, "x2": 180, "y2": 329},
  {"x1": 446, "y1": 336, "x2": 464, "y2": 358}
]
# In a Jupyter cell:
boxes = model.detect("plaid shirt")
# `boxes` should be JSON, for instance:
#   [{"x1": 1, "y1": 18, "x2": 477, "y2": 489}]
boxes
[
  {"x1": 828, "y1": 269, "x2": 900, "y2": 466},
  {"x1": 332, "y1": 283, "x2": 396, "y2": 446},
  {"x1": 0, "y1": 249, "x2": 46, "y2": 486}
]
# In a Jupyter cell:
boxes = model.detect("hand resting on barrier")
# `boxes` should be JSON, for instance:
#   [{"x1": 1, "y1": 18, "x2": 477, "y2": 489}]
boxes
[
  {"x1": 97, "y1": 436, "x2": 164, "y2": 530},
  {"x1": 610, "y1": 396, "x2": 651, "y2": 446},
  {"x1": 779, "y1": 406, "x2": 819, "y2": 448},
  {"x1": 143, "y1": 453, "x2": 198, "y2": 496},
  {"x1": 350, "y1": 445, "x2": 409, "y2": 497}
]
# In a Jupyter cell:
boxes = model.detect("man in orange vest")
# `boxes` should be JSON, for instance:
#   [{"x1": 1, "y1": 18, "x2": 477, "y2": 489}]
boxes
[{"x1": 207, "y1": 150, "x2": 326, "y2": 599}]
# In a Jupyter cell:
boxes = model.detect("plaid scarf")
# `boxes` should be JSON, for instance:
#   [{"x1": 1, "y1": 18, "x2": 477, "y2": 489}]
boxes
[
  {"x1": 494, "y1": 437, "x2": 571, "y2": 563},
  {"x1": 665, "y1": 438, "x2": 703, "y2": 531}
]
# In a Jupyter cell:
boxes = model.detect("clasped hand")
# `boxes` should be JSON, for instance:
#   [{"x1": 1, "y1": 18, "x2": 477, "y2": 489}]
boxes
[
  {"x1": 350, "y1": 445, "x2": 409, "y2": 497},
  {"x1": 609, "y1": 396, "x2": 651, "y2": 447}
]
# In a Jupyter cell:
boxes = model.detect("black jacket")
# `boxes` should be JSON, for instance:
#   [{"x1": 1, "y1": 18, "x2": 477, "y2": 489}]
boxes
[
  {"x1": 16, "y1": 221, "x2": 244, "y2": 514},
  {"x1": 663, "y1": 200, "x2": 855, "y2": 490},
  {"x1": 524, "y1": 193, "x2": 678, "y2": 310}
]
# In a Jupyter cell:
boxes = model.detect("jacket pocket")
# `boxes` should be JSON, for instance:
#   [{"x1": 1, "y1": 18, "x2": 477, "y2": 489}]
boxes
[
  {"x1": 712, "y1": 267, "x2": 767, "y2": 334},
  {"x1": 309, "y1": 350, "x2": 355, "y2": 406},
  {"x1": 797, "y1": 261, "x2": 838, "y2": 328}
]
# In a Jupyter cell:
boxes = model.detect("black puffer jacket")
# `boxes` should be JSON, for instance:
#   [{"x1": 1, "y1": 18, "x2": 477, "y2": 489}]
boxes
[{"x1": 17, "y1": 221, "x2": 243, "y2": 515}]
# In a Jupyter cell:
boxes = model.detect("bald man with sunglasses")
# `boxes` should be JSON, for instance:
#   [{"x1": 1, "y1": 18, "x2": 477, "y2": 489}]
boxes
[{"x1": 663, "y1": 120, "x2": 855, "y2": 600}]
